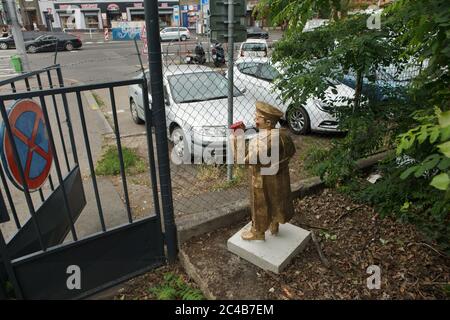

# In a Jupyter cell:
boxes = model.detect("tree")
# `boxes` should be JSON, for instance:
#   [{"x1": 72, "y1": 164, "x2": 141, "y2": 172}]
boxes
[{"x1": 260, "y1": 0, "x2": 450, "y2": 252}]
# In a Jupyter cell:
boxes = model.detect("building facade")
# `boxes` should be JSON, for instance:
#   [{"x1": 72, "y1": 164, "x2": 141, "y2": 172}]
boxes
[{"x1": 37, "y1": 0, "x2": 186, "y2": 31}]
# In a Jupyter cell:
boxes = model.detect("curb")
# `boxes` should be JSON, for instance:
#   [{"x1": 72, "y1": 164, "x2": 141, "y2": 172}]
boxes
[
  {"x1": 81, "y1": 89, "x2": 114, "y2": 135},
  {"x1": 64, "y1": 78, "x2": 114, "y2": 136}
]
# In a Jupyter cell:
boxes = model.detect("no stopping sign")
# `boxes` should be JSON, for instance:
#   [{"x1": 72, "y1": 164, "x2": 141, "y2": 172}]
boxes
[{"x1": 0, "y1": 99, "x2": 53, "y2": 191}]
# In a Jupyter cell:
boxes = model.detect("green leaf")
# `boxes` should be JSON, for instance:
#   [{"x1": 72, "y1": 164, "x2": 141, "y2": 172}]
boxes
[
  {"x1": 440, "y1": 125, "x2": 450, "y2": 142},
  {"x1": 414, "y1": 154, "x2": 441, "y2": 177},
  {"x1": 430, "y1": 127, "x2": 440, "y2": 144},
  {"x1": 437, "y1": 141, "x2": 450, "y2": 157},
  {"x1": 430, "y1": 173, "x2": 450, "y2": 191},
  {"x1": 400, "y1": 166, "x2": 418, "y2": 180},
  {"x1": 439, "y1": 111, "x2": 450, "y2": 128},
  {"x1": 417, "y1": 125, "x2": 429, "y2": 144},
  {"x1": 438, "y1": 157, "x2": 450, "y2": 170}
]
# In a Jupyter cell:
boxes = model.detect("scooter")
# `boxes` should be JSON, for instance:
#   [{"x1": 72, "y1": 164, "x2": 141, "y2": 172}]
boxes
[
  {"x1": 185, "y1": 42, "x2": 206, "y2": 64},
  {"x1": 211, "y1": 42, "x2": 225, "y2": 67}
]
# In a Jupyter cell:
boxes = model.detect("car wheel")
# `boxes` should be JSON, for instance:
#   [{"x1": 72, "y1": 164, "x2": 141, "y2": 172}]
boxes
[
  {"x1": 170, "y1": 127, "x2": 190, "y2": 165},
  {"x1": 287, "y1": 106, "x2": 311, "y2": 135},
  {"x1": 65, "y1": 42, "x2": 74, "y2": 51},
  {"x1": 130, "y1": 100, "x2": 144, "y2": 124},
  {"x1": 181, "y1": 35, "x2": 187, "y2": 41},
  {"x1": 27, "y1": 45, "x2": 37, "y2": 53},
  {"x1": 0, "y1": 42, "x2": 8, "y2": 50}
]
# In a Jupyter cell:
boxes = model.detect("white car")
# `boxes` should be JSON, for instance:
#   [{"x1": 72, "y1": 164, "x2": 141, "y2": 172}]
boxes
[
  {"x1": 239, "y1": 39, "x2": 268, "y2": 58},
  {"x1": 232, "y1": 57, "x2": 356, "y2": 134},
  {"x1": 128, "y1": 65, "x2": 258, "y2": 163},
  {"x1": 160, "y1": 27, "x2": 190, "y2": 41}
]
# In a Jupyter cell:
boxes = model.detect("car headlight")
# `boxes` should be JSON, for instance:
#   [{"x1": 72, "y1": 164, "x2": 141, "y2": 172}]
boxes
[
  {"x1": 313, "y1": 99, "x2": 340, "y2": 114},
  {"x1": 313, "y1": 99, "x2": 328, "y2": 112},
  {"x1": 192, "y1": 126, "x2": 228, "y2": 137}
]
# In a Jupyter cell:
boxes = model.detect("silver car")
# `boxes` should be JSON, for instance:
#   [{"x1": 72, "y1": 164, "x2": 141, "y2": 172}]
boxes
[
  {"x1": 128, "y1": 65, "x2": 258, "y2": 164},
  {"x1": 160, "y1": 27, "x2": 190, "y2": 41}
]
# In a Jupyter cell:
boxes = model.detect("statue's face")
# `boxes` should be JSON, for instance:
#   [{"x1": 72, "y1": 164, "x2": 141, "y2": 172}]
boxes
[{"x1": 255, "y1": 112, "x2": 273, "y2": 130}]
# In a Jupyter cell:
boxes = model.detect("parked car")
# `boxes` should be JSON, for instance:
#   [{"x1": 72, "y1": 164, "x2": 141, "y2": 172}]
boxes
[
  {"x1": 239, "y1": 39, "x2": 268, "y2": 58},
  {"x1": 0, "y1": 31, "x2": 45, "y2": 50},
  {"x1": 128, "y1": 65, "x2": 259, "y2": 163},
  {"x1": 25, "y1": 33, "x2": 82, "y2": 53},
  {"x1": 0, "y1": 35, "x2": 14, "y2": 50},
  {"x1": 232, "y1": 57, "x2": 356, "y2": 135},
  {"x1": 246, "y1": 26, "x2": 269, "y2": 39},
  {"x1": 160, "y1": 27, "x2": 191, "y2": 41}
]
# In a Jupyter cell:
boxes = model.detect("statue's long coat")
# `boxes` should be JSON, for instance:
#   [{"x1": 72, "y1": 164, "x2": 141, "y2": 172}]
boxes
[{"x1": 236, "y1": 128, "x2": 296, "y2": 233}]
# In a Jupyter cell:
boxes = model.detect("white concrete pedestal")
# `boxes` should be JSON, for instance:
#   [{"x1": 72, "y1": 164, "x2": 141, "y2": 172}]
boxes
[{"x1": 227, "y1": 222, "x2": 311, "y2": 274}]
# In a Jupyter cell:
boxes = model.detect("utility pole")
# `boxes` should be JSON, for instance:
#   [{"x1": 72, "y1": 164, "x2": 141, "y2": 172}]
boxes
[{"x1": 3, "y1": 0, "x2": 30, "y2": 72}]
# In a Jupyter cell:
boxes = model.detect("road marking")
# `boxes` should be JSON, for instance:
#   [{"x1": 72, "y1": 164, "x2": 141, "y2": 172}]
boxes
[
  {"x1": 85, "y1": 42, "x2": 93, "y2": 44},
  {"x1": 0, "y1": 73, "x2": 18, "y2": 78},
  {"x1": 107, "y1": 109, "x2": 125, "y2": 114}
]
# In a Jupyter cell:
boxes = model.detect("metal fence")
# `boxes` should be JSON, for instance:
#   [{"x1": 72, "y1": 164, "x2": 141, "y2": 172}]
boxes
[
  {"x1": 0, "y1": 65, "x2": 170, "y2": 299},
  {"x1": 145, "y1": 38, "x2": 421, "y2": 219}
]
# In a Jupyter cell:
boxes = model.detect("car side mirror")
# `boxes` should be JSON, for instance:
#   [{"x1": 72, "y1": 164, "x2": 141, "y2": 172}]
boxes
[
  {"x1": 240, "y1": 87, "x2": 247, "y2": 93},
  {"x1": 165, "y1": 96, "x2": 170, "y2": 106}
]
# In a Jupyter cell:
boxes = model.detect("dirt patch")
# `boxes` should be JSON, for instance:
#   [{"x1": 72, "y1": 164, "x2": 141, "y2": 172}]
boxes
[{"x1": 180, "y1": 189, "x2": 450, "y2": 299}]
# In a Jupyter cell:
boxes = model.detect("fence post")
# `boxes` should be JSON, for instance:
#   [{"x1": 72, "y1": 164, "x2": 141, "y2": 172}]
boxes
[
  {"x1": 227, "y1": 0, "x2": 235, "y2": 180},
  {"x1": 144, "y1": 0, "x2": 178, "y2": 263}
]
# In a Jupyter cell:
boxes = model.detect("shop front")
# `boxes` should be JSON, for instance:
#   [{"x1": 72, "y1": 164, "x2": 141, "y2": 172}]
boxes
[{"x1": 51, "y1": 1, "x2": 180, "y2": 30}]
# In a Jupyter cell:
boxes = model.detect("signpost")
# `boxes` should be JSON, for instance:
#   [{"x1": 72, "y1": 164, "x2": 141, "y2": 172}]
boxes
[{"x1": 208, "y1": 0, "x2": 247, "y2": 180}]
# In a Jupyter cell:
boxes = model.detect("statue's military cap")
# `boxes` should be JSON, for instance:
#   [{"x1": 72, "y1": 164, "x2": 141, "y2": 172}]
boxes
[{"x1": 256, "y1": 101, "x2": 284, "y2": 121}]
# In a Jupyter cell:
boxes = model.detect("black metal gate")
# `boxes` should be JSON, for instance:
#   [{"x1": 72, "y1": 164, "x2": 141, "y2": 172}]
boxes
[{"x1": 0, "y1": 65, "x2": 174, "y2": 299}]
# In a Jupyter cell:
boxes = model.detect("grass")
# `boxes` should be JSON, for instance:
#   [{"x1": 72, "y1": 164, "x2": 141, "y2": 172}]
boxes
[
  {"x1": 148, "y1": 272, "x2": 204, "y2": 300},
  {"x1": 197, "y1": 164, "x2": 247, "y2": 191},
  {"x1": 95, "y1": 145, "x2": 147, "y2": 176},
  {"x1": 92, "y1": 92, "x2": 105, "y2": 108}
]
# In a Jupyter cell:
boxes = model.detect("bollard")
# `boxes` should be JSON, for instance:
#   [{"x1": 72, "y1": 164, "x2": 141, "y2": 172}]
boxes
[{"x1": 10, "y1": 55, "x2": 22, "y2": 73}]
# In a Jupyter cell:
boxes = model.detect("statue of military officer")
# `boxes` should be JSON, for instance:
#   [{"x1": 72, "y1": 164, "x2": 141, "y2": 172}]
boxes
[{"x1": 231, "y1": 101, "x2": 296, "y2": 241}]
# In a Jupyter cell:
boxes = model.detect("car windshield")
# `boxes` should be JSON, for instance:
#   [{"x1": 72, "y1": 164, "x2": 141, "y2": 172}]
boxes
[
  {"x1": 168, "y1": 72, "x2": 242, "y2": 103},
  {"x1": 242, "y1": 43, "x2": 266, "y2": 51},
  {"x1": 34, "y1": 35, "x2": 46, "y2": 41}
]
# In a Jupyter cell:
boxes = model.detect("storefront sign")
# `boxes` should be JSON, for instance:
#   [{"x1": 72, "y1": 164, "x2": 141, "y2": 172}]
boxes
[
  {"x1": 81, "y1": 4, "x2": 98, "y2": 9},
  {"x1": 107, "y1": 4, "x2": 120, "y2": 11}
]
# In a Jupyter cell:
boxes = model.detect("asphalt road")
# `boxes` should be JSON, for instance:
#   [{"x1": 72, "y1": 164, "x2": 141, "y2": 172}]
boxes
[
  {"x1": 20, "y1": 31, "x2": 284, "y2": 137},
  {"x1": 25, "y1": 30, "x2": 283, "y2": 84}
]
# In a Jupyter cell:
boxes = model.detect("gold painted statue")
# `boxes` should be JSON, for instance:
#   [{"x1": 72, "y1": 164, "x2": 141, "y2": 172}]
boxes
[{"x1": 231, "y1": 101, "x2": 296, "y2": 241}]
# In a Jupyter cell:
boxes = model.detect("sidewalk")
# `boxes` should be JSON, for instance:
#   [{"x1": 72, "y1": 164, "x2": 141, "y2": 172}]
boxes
[{"x1": 0, "y1": 78, "x2": 129, "y2": 244}]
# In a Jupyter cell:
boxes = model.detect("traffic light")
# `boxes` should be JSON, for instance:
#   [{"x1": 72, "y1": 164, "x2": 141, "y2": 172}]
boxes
[{"x1": 208, "y1": 0, "x2": 247, "y2": 43}]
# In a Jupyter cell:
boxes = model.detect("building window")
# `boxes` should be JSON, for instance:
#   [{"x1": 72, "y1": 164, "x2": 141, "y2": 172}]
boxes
[
  {"x1": 60, "y1": 15, "x2": 75, "y2": 29},
  {"x1": 84, "y1": 13, "x2": 99, "y2": 29}
]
